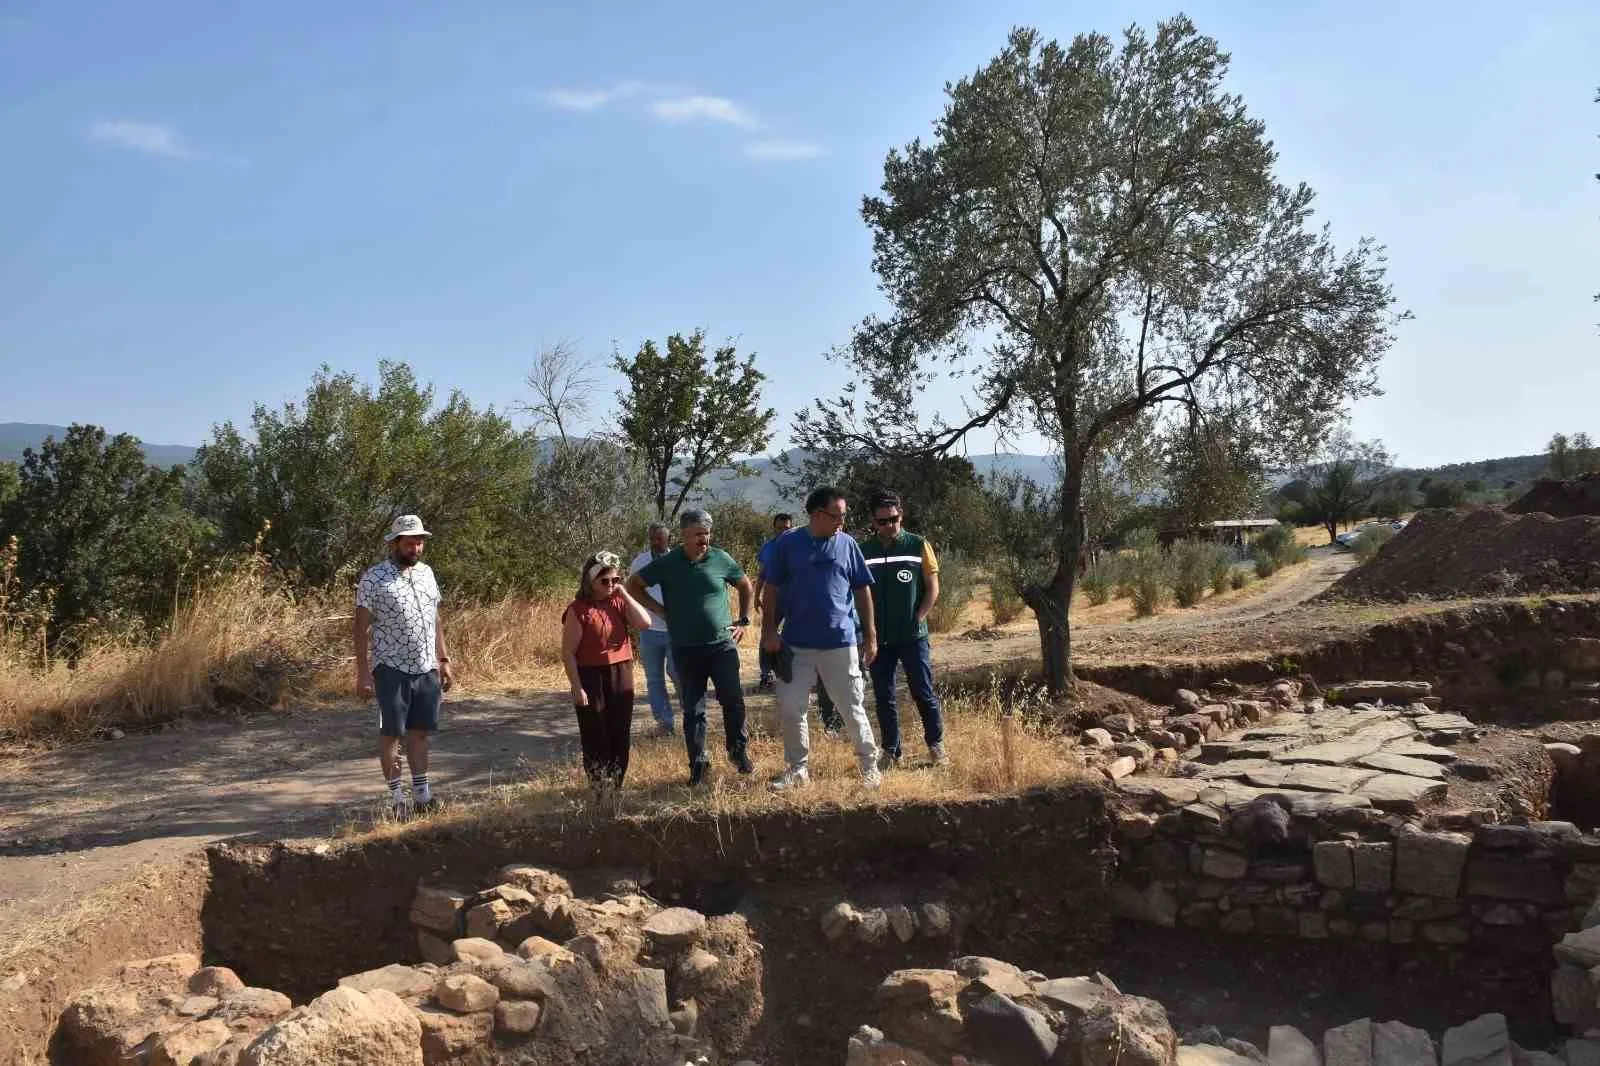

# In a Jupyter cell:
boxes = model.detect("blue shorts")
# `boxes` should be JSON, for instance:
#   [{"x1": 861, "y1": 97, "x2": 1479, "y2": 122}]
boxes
[{"x1": 373, "y1": 664, "x2": 442, "y2": 737}]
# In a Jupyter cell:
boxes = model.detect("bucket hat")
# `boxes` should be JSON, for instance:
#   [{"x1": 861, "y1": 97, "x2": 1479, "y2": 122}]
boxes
[{"x1": 384, "y1": 514, "x2": 431, "y2": 542}]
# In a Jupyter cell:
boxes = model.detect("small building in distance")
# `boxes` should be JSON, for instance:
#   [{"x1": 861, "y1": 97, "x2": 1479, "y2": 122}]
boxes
[{"x1": 1158, "y1": 518, "x2": 1280, "y2": 549}]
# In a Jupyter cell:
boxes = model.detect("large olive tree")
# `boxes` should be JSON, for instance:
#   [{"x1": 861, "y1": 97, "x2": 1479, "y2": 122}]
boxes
[{"x1": 793, "y1": 17, "x2": 1402, "y2": 692}]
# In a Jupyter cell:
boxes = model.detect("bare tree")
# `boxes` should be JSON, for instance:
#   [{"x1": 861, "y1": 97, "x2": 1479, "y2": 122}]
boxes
[{"x1": 520, "y1": 342, "x2": 595, "y2": 443}]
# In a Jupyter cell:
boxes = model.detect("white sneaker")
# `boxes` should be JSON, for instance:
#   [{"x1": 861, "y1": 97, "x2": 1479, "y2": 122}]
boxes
[
  {"x1": 768, "y1": 765, "x2": 810, "y2": 792},
  {"x1": 929, "y1": 742, "x2": 949, "y2": 767},
  {"x1": 862, "y1": 765, "x2": 884, "y2": 790}
]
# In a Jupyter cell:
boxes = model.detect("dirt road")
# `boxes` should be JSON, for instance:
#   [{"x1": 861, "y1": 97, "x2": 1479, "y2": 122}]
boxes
[{"x1": 0, "y1": 548, "x2": 1357, "y2": 954}]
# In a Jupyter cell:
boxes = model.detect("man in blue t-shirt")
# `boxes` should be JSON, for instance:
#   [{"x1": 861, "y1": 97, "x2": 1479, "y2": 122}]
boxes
[
  {"x1": 759, "y1": 486, "x2": 883, "y2": 790},
  {"x1": 752, "y1": 512, "x2": 793, "y2": 689}
]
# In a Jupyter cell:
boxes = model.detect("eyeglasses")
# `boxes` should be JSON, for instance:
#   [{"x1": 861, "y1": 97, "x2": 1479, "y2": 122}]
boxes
[
  {"x1": 874, "y1": 515, "x2": 902, "y2": 526},
  {"x1": 819, "y1": 509, "x2": 846, "y2": 521}
]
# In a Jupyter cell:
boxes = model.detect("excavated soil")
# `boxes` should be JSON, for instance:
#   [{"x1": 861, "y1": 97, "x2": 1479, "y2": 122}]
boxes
[
  {"x1": 1509, "y1": 474, "x2": 1600, "y2": 518},
  {"x1": 1326, "y1": 509, "x2": 1600, "y2": 601}
]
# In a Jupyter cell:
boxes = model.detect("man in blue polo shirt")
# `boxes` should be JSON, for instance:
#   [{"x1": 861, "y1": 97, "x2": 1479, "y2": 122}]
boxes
[{"x1": 759, "y1": 485, "x2": 882, "y2": 790}]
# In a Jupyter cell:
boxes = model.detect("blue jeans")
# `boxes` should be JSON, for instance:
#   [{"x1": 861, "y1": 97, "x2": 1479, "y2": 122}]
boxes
[
  {"x1": 639, "y1": 629, "x2": 680, "y2": 730},
  {"x1": 869, "y1": 637, "x2": 943, "y2": 759},
  {"x1": 674, "y1": 641, "x2": 749, "y2": 769}
]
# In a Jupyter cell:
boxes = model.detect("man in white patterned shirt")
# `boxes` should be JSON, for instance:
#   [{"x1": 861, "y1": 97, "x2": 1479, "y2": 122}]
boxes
[{"x1": 354, "y1": 514, "x2": 454, "y2": 817}]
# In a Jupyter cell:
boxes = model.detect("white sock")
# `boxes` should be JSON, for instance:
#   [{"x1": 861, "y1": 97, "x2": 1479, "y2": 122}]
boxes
[
  {"x1": 386, "y1": 775, "x2": 403, "y2": 805},
  {"x1": 412, "y1": 773, "x2": 431, "y2": 804}
]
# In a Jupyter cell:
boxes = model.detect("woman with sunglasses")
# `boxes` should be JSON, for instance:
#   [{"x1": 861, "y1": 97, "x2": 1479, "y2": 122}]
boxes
[{"x1": 561, "y1": 551, "x2": 653, "y2": 806}]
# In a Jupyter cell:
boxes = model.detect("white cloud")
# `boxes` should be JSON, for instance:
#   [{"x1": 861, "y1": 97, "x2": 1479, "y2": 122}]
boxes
[
  {"x1": 741, "y1": 138, "x2": 826, "y2": 163},
  {"x1": 87, "y1": 120, "x2": 190, "y2": 158},
  {"x1": 539, "y1": 81, "x2": 650, "y2": 112},
  {"x1": 647, "y1": 94, "x2": 756, "y2": 128}
]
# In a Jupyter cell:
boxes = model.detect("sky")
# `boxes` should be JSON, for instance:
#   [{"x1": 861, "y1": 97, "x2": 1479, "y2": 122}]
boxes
[{"x1": 0, "y1": 1, "x2": 1595, "y2": 469}]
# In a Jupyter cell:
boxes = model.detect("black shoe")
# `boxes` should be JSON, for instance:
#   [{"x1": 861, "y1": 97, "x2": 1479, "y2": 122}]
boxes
[
  {"x1": 733, "y1": 752, "x2": 754, "y2": 775},
  {"x1": 689, "y1": 763, "x2": 709, "y2": 787}
]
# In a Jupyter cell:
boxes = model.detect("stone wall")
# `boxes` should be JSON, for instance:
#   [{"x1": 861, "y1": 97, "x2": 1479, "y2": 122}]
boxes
[
  {"x1": 1111, "y1": 793, "x2": 1593, "y2": 950},
  {"x1": 1080, "y1": 599, "x2": 1600, "y2": 716}
]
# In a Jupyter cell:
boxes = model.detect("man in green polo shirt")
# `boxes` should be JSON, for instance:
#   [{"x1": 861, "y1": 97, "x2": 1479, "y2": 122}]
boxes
[
  {"x1": 627, "y1": 508, "x2": 755, "y2": 786},
  {"x1": 860, "y1": 489, "x2": 947, "y2": 768}
]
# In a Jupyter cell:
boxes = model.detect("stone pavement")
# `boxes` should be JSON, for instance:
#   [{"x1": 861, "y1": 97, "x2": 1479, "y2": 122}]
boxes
[{"x1": 1112, "y1": 689, "x2": 1484, "y2": 816}]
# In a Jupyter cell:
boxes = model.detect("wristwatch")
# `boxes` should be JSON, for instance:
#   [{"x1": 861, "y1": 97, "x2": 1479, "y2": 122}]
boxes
[{"x1": 734, "y1": 617, "x2": 751, "y2": 626}]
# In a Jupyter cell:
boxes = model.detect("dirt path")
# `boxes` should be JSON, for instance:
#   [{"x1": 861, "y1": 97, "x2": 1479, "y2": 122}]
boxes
[
  {"x1": 0, "y1": 549, "x2": 1358, "y2": 952},
  {"x1": 939, "y1": 547, "x2": 1358, "y2": 673}
]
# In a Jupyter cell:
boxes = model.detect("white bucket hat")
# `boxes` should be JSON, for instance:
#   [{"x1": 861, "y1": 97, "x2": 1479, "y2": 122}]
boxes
[{"x1": 384, "y1": 514, "x2": 432, "y2": 542}]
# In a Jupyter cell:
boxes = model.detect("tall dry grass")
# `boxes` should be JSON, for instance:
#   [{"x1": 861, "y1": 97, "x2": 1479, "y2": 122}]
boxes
[
  {"x1": 0, "y1": 554, "x2": 573, "y2": 742},
  {"x1": 345, "y1": 677, "x2": 1087, "y2": 840}
]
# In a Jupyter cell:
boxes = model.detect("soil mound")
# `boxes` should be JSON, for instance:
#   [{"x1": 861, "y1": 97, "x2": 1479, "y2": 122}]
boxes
[
  {"x1": 1325, "y1": 507, "x2": 1600, "y2": 601},
  {"x1": 1507, "y1": 472, "x2": 1600, "y2": 517}
]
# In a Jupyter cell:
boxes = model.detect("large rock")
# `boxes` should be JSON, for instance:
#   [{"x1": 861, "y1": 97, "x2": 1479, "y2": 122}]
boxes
[
  {"x1": 495, "y1": 998, "x2": 542, "y2": 1036},
  {"x1": 1373, "y1": 1020, "x2": 1436, "y2": 1066},
  {"x1": 875, "y1": 969, "x2": 966, "y2": 1053},
  {"x1": 241, "y1": 986, "x2": 423, "y2": 1065},
  {"x1": 1352, "y1": 844, "x2": 1395, "y2": 893},
  {"x1": 56, "y1": 985, "x2": 162, "y2": 1066},
  {"x1": 449, "y1": 938, "x2": 505, "y2": 967},
  {"x1": 1080, "y1": 994, "x2": 1178, "y2": 1066},
  {"x1": 642, "y1": 907, "x2": 709, "y2": 949},
  {"x1": 435, "y1": 973, "x2": 499, "y2": 1013},
  {"x1": 413, "y1": 1005, "x2": 494, "y2": 1064},
  {"x1": 1270, "y1": 1025, "x2": 1322, "y2": 1066},
  {"x1": 149, "y1": 1019, "x2": 232, "y2": 1066},
  {"x1": 1356, "y1": 775, "x2": 1447, "y2": 813},
  {"x1": 487, "y1": 958, "x2": 558, "y2": 1001},
  {"x1": 623, "y1": 967, "x2": 672, "y2": 1030},
  {"x1": 1394, "y1": 828, "x2": 1470, "y2": 898},
  {"x1": 1182, "y1": 1047, "x2": 1259, "y2": 1066},
  {"x1": 189, "y1": 967, "x2": 246, "y2": 998},
  {"x1": 1440, "y1": 1014, "x2": 1511, "y2": 1066},
  {"x1": 339, "y1": 964, "x2": 436, "y2": 1001},
  {"x1": 963, "y1": 990, "x2": 1057, "y2": 1065},
  {"x1": 1035, "y1": 976, "x2": 1115, "y2": 1020},
  {"x1": 464, "y1": 899, "x2": 515, "y2": 940},
  {"x1": 1555, "y1": 927, "x2": 1600, "y2": 968},
  {"x1": 1324, "y1": 1019, "x2": 1374, "y2": 1066},
  {"x1": 410, "y1": 886, "x2": 469, "y2": 932},
  {"x1": 1331, "y1": 681, "x2": 1432, "y2": 703},
  {"x1": 1314, "y1": 842, "x2": 1355, "y2": 889},
  {"x1": 210, "y1": 987, "x2": 294, "y2": 1027},
  {"x1": 496, "y1": 864, "x2": 572, "y2": 897}
]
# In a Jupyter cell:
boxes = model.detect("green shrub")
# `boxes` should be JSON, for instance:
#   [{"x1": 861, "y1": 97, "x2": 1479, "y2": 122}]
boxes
[
  {"x1": 1252, "y1": 523, "x2": 1295, "y2": 561},
  {"x1": 1253, "y1": 548, "x2": 1278, "y2": 579},
  {"x1": 1353, "y1": 523, "x2": 1396, "y2": 564},
  {"x1": 988, "y1": 563, "x2": 1026, "y2": 624},
  {"x1": 1230, "y1": 568, "x2": 1250, "y2": 590},
  {"x1": 1079, "y1": 558, "x2": 1116, "y2": 606},
  {"x1": 927, "y1": 549, "x2": 976, "y2": 633},
  {"x1": 1171, "y1": 540, "x2": 1210, "y2": 608},
  {"x1": 1207, "y1": 544, "x2": 1235, "y2": 595},
  {"x1": 1126, "y1": 528, "x2": 1170, "y2": 617}
]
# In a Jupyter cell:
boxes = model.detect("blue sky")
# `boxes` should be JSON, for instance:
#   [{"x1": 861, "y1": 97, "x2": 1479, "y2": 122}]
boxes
[{"x1": 0, "y1": 1, "x2": 1595, "y2": 468}]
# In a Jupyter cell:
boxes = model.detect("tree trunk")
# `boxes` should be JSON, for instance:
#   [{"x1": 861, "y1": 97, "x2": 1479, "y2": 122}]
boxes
[{"x1": 1024, "y1": 454, "x2": 1087, "y2": 697}]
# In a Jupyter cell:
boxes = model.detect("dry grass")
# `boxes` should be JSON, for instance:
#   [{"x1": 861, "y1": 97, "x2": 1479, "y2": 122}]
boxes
[
  {"x1": 341, "y1": 680, "x2": 1090, "y2": 841},
  {"x1": 0, "y1": 558, "x2": 573, "y2": 742}
]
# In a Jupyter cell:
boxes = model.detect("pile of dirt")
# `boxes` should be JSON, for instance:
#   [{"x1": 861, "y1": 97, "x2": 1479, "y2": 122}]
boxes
[
  {"x1": 1507, "y1": 472, "x2": 1600, "y2": 517},
  {"x1": 1325, "y1": 507, "x2": 1600, "y2": 601}
]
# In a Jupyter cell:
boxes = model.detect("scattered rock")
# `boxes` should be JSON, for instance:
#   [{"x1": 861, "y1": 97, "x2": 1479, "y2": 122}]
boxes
[
  {"x1": 497, "y1": 864, "x2": 572, "y2": 897},
  {"x1": 487, "y1": 958, "x2": 558, "y2": 1001},
  {"x1": 1373, "y1": 1020, "x2": 1436, "y2": 1066},
  {"x1": 450, "y1": 938, "x2": 505, "y2": 967},
  {"x1": 413, "y1": 1004, "x2": 494, "y2": 1063},
  {"x1": 435, "y1": 973, "x2": 499, "y2": 1013},
  {"x1": 876, "y1": 969, "x2": 966, "y2": 1053},
  {"x1": 148, "y1": 1019, "x2": 231, "y2": 1066},
  {"x1": 1270, "y1": 1025, "x2": 1322, "y2": 1066},
  {"x1": 643, "y1": 907, "x2": 709, "y2": 949},
  {"x1": 846, "y1": 1025, "x2": 940, "y2": 1066},
  {"x1": 964, "y1": 991, "x2": 1057, "y2": 1065},
  {"x1": 338, "y1": 963, "x2": 436, "y2": 1001},
  {"x1": 1182, "y1": 1046, "x2": 1259, "y2": 1066},
  {"x1": 410, "y1": 885, "x2": 469, "y2": 932},
  {"x1": 188, "y1": 966, "x2": 245, "y2": 998},
  {"x1": 1324, "y1": 1019, "x2": 1374, "y2": 1066},
  {"x1": 494, "y1": 998, "x2": 542, "y2": 1036},
  {"x1": 240, "y1": 987, "x2": 422, "y2": 1066},
  {"x1": 1441, "y1": 1013, "x2": 1510, "y2": 1066},
  {"x1": 1080, "y1": 994, "x2": 1179, "y2": 1066}
]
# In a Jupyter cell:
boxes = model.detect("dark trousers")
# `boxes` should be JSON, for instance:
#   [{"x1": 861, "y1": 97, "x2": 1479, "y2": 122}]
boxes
[
  {"x1": 675, "y1": 641, "x2": 749, "y2": 768},
  {"x1": 575, "y1": 662, "x2": 634, "y2": 785},
  {"x1": 870, "y1": 637, "x2": 943, "y2": 758}
]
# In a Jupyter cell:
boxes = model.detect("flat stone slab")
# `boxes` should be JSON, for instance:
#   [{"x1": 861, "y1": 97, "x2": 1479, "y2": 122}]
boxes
[
  {"x1": 1243, "y1": 766, "x2": 1294, "y2": 788},
  {"x1": 1357, "y1": 774, "x2": 1447, "y2": 812},
  {"x1": 1441, "y1": 1013, "x2": 1509, "y2": 1066},
  {"x1": 1270, "y1": 1025, "x2": 1322, "y2": 1066},
  {"x1": 1356, "y1": 753, "x2": 1447, "y2": 780},
  {"x1": 1284, "y1": 765, "x2": 1382, "y2": 793},
  {"x1": 1197, "y1": 760, "x2": 1279, "y2": 781},
  {"x1": 1289, "y1": 794, "x2": 1373, "y2": 817},
  {"x1": 1413, "y1": 713, "x2": 1477, "y2": 732},
  {"x1": 1243, "y1": 723, "x2": 1313, "y2": 740},
  {"x1": 1276, "y1": 723, "x2": 1417, "y2": 766},
  {"x1": 1380, "y1": 741, "x2": 1459, "y2": 764},
  {"x1": 1198, "y1": 782, "x2": 1274, "y2": 809},
  {"x1": 1116, "y1": 778, "x2": 1206, "y2": 807},
  {"x1": 1373, "y1": 1020, "x2": 1436, "y2": 1066}
]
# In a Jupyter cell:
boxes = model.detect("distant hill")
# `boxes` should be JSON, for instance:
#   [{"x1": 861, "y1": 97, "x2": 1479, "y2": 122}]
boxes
[
  {"x1": 696, "y1": 449, "x2": 1059, "y2": 510},
  {"x1": 0, "y1": 423, "x2": 198, "y2": 468}
]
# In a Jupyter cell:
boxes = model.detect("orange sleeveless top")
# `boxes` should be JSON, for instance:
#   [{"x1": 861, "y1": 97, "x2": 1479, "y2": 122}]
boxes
[{"x1": 563, "y1": 596, "x2": 633, "y2": 667}]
